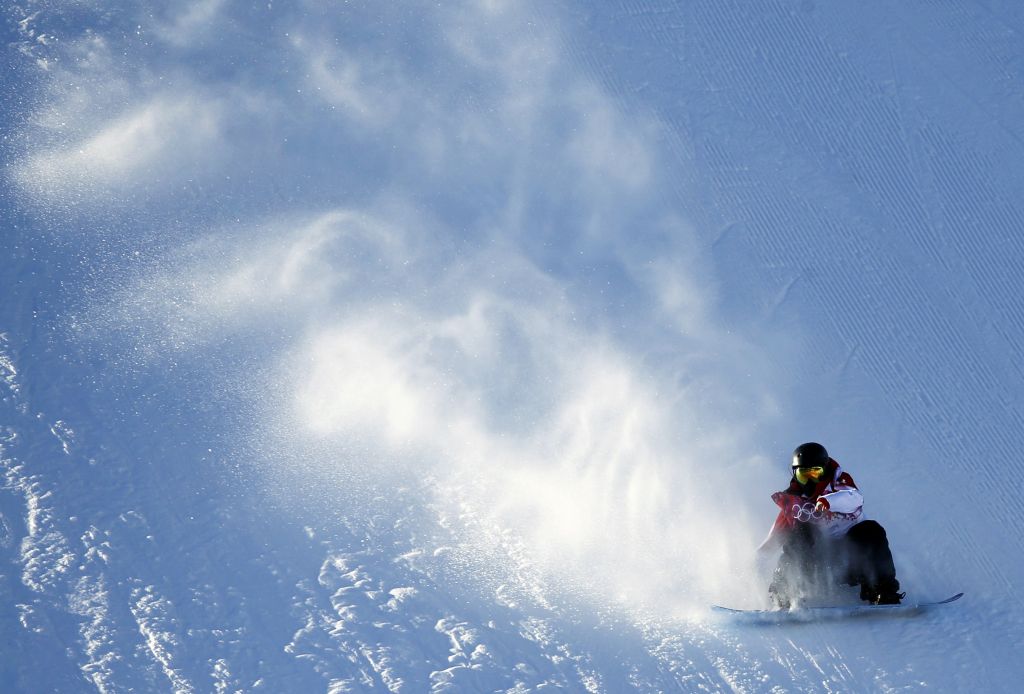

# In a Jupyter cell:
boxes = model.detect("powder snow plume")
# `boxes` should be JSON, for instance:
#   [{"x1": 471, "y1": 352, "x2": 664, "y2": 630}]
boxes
[{"x1": 8, "y1": 0, "x2": 783, "y2": 616}]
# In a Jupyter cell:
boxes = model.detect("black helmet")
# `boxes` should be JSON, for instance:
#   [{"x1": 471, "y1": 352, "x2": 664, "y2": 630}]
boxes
[{"x1": 792, "y1": 442, "x2": 829, "y2": 469}]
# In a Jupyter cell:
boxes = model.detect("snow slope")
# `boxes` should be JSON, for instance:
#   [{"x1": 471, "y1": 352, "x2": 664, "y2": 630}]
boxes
[{"x1": 3, "y1": 1, "x2": 1024, "y2": 691}]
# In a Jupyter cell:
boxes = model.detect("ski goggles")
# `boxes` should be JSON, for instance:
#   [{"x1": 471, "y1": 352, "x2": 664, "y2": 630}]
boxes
[{"x1": 792, "y1": 465, "x2": 825, "y2": 484}]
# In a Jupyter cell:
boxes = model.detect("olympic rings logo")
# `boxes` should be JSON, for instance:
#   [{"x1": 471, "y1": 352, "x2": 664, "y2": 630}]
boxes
[
  {"x1": 792, "y1": 502, "x2": 824, "y2": 523},
  {"x1": 791, "y1": 501, "x2": 860, "y2": 523}
]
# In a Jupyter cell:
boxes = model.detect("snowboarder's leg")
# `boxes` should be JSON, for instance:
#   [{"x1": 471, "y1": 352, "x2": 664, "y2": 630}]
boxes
[
  {"x1": 843, "y1": 520, "x2": 903, "y2": 604},
  {"x1": 769, "y1": 522, "x2": 822, "y2": 608}
]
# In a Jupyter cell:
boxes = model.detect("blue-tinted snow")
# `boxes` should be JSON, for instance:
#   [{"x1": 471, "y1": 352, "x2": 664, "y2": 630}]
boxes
[{"x1": 3, "y1": 1, "x2": 1023, "y2": 691}]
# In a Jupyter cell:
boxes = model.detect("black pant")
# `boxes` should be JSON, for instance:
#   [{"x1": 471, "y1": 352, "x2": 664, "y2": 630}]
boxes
[{"x1": 772, "y1": 520, "x2": 899, "y2": 598}]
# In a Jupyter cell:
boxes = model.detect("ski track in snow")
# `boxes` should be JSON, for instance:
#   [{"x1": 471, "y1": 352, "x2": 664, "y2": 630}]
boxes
[
  {"x1": 8, "y1": 322, "x2": 758, "y2": 693},
  {"x1": 1, "y1": 333, "x2": 754, "y2": 691}
]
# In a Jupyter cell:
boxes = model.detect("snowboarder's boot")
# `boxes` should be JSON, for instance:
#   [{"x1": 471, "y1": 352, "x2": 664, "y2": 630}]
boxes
[{"x1": 860, "y1": 580, "x2": 905, "y2": 605}]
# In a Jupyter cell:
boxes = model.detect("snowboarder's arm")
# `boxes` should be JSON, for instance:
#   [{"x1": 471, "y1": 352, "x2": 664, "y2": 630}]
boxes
[
  {"x1": 817, "y1": 487, "x2": 863, "y2": 515},
  {"x1": 758, "y1": 491, "x2": 800, "y2": 550}
]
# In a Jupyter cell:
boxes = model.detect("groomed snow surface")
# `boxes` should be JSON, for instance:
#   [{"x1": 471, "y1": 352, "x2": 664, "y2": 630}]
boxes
[{"x1": 3, "y1": 1, "x2": 1024, "y2": 691}]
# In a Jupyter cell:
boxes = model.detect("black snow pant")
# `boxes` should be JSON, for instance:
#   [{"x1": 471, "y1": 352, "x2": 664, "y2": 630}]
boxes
[{"x1": 770, "y1": 520, "x2": 899, "y2": 601}]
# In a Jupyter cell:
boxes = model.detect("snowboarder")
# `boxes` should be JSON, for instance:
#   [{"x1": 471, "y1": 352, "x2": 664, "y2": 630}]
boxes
[{"x1": 759, "y1": 442, "x2": 905, "y2": 609}]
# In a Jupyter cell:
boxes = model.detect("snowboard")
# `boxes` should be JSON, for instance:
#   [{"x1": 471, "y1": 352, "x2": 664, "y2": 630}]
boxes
[{"x1": 712, "y1": 592, "x2": 963, "y2": 624}]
